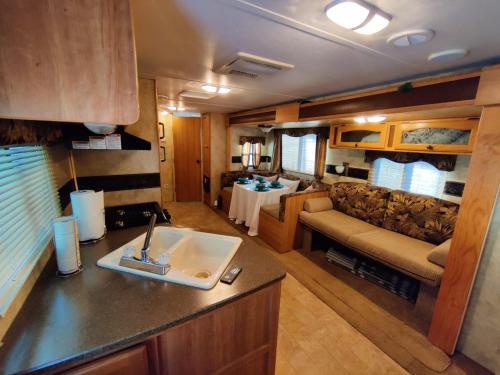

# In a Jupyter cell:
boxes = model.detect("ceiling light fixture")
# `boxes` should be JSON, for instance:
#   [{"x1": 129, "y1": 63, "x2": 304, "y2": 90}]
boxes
[
  {"x1": 167, "y1": 105, "x2": 177, "y2": 111},
  {"x1": 160, "y1": 110, "x2": 168, "y2": 115},
  {"x1": 201, "y1": 84, "x2": 218, "y2": 93},
  {"x1": 325, "y1": 0, "x2": 392, "y2": 35},
  {"x1": 367, "y1": 115, "x2": 386, "y2": 123},
  {"x1": 428, "y1": 49, "x2": 469, "y2": 63},
  {"x1": 354, "y1": 116, "x2": 367, "y2": 124},
  {"x1": 177, "y1": 107, "x2": 185, "y2": 111},
  {"x1": 218, "y1": 87, "x2": 231, "y2": 94}
]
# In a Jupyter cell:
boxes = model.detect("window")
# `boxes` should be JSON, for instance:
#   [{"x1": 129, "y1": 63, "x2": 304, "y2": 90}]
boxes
[
  {"x1": 241, "y1": 142, "x2": 262, "y2": 169},
  {"x1": 371, "y1": 158, "x2": 445, "y2": 197},
  {"x1": 0, "y1": 145, "x2": 60, "y2": 315},
  {"x1": 282, "y1": 134, "x2": 316, "y2": 175}
]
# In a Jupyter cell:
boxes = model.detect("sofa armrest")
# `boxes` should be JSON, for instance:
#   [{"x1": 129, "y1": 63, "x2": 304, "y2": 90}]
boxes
[
  {"x1": 278, "y1": 189, "x2": 329, "y2": 222},
  {"x1": 304, "y1": 197, "x2": 333, "y2": 213},
  {"x1": 427, "y1": 238, "x2": 452, "y2": 267}
]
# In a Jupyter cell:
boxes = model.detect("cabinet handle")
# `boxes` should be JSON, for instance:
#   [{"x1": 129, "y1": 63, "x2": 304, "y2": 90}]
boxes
[
  {"x1": 426, "y1": 145, "x2": 434, "y2": 150},
  {"x1": 159, "y1": 122, "x2": 165, "y2": 140},
  {"x1": 160, "y1": 146, "x2": 166, "y2": 162},
  {"x1": 354, "y1": 143, "x2": 358, "y2": 147}
]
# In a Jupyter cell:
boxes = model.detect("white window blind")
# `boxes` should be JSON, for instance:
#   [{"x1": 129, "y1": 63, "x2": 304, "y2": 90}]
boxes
[
  {"x1": 371, "y1": 158, "x2": 445, "y2": 198},
  {"x1": 0, "y1": 145, "x2": 60, "y2": 316},
  {"x1": 282, "y1": 134, "x2": 317, "y2": 175}
]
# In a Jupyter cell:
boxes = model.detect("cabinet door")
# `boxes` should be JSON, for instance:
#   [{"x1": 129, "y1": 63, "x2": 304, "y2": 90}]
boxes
[
  {"x1": 63, "y1": 345, "x2": 151, "y2": 375},
  {"x1": 393, "y1": 119, "x2": 478, "y2": 153},
  {"x1": 335, "y1": 124, "x2": 388, "y2": 149},
  {"x1": 0, "y1": 0, "x2": 138, "y2": 124}
]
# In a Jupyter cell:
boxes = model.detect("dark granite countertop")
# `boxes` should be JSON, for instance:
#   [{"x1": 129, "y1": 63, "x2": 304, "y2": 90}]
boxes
[{"x1": 0, "y1": 225, "x2": 286, "y2": 374}]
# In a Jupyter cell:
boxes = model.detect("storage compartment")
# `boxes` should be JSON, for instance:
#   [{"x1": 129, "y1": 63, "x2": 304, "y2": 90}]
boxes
[{"x1": 335, "y1": 124, "x2": 388, "y2": 149}]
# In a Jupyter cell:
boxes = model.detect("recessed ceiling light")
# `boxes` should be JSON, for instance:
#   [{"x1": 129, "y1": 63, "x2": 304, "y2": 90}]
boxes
[
  {"x1": 354, "y1": 13, "x2": 391, "y2": 35},
  {"x1": 387, "y1": 29, "x2": 434, "y2": 47},
  {"x1": 177, "y1": 107, "x2": 185, "y2": 111},
  {"x1": 167, "y1": 105, "x2": 177, "y2": 111},
  {"x1": 218, "y1": 87, "x2": 231, "y2": 94},
  {"x1": 354, "y1": 116, "x2": 367, "y2": 124},
  {"x1": 367, "y1": 115, "x2": 386, "y2": 123},
  {"x1": 201, "y1": 84, "x2": 218, "y2": 93},
  {"x1": 428, "y1": 49, "x2": 469, "y2": 63},
  {"x1": 325, "y1": 0, "x2": 391, "y2": 35}
]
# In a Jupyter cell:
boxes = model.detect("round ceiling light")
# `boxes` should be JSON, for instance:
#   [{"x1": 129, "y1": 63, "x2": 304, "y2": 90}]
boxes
[
  {"x1": 428, "y1": 48, "x2": 469, "y2": 63},
  {"x1": 387, "y1": 29, "x2": 434, "y2": 47}
]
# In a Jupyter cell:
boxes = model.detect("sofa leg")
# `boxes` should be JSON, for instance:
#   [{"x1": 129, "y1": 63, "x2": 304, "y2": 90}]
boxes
[{"x1": 302, "y1": 225, "x2": 313, "y2": 251}]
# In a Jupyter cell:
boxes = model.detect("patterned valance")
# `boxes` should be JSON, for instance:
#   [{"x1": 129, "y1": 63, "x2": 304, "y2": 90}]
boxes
[
  {"x1": 275, "y1": 127, "x2": 330, "y2": 138},
  {"x1": 0, "y1": 119, "x2": 64, "y2": 146},
  {"x1": 239, "y1": 136, "x2": 266, "y2": 145},
  {"x1": 364, "y1": 150, "x2": 457, "y2": 171}
]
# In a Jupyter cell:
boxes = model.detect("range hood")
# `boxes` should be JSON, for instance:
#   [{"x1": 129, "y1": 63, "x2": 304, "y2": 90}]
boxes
[{"x1": 62, "y1": 124, "x2": 151, "y2": 150}]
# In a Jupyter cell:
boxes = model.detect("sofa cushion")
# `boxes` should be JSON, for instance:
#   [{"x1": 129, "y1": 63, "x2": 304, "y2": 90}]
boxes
[
  {"x1": 347, "y1": 228, "x2": 443, "y2": 285},
  {"x1": 427, "y1": 238, "x2": 452, "y2": 267},
  {"x1": 261, "y1": 203, "x2": 279, "y2": 219},
  {"x1": 304, "y1": 197, "x2": 333, "y2": 213},
  {"x1": 299, "y1": 210, "x2": 378, "y2": 243},
  {"x1": 329, "y1": 182, "x2": 391, "y2": 227},
  {"x1": 383, "y1": 190, "x2": 459, "y2": 245},
  {"x1": 279, "y1": 177, "x2": 300, "y2": 193}
]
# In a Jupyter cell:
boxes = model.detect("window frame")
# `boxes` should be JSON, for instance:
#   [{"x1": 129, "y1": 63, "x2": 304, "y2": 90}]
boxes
[{"x1": 281, "y1": 133, "x2": 317, "y2": 175}]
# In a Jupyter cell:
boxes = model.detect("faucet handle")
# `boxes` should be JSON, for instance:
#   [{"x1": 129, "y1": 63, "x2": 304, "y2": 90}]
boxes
[
  {"x1": 158, "y1": 253, "x2": 170, "y2": 266},
  {"x1": 123, "y1": 246, "x2": 135, "y2": 258}
]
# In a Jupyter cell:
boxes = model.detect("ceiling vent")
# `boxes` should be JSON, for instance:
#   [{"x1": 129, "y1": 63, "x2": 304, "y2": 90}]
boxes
[
  {"x1": 387, "y1": 29, "x2": 434, "y2": 47},
  {"x1": 214, "y1": 52, "x2": 294, "y2": 78},
  {"x1": 258, "y1": 124, "x2": 274, "y2": 133}
]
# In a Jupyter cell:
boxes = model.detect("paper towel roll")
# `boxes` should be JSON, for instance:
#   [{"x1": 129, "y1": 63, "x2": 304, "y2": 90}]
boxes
[
  {"x1": 53, "y1": 216, "x2": 81, "y2": 274},
  {"x1": 70, "y1": 190, "x2": 106, "y2": 241}
]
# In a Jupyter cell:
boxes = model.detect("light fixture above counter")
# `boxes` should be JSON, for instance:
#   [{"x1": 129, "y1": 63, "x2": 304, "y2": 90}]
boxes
[{"x1": 325, "y1": 0, "x2": 392, "y2": 35}]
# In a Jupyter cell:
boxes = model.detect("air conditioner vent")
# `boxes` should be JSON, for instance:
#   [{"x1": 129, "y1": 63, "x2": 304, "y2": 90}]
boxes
[{"x1": 215, "y1": 52, "x2": 294, "y2": 79}]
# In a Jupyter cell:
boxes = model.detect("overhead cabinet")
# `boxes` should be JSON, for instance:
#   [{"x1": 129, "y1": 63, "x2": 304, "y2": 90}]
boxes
[
  {"x1": 334, "y1": 124, "x2": 388, "y2": 149},
  {"x1": 392, "y1": 119, "x2": 478, "y2": 153},
  {"x1": 0, "y1": 0, "x2": 139, "y2": 124}
]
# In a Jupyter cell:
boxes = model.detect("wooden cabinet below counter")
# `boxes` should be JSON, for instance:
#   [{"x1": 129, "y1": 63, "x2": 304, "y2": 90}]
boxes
[{"x1": 59, "y1": 282, "x2": 281, "y2": 375}]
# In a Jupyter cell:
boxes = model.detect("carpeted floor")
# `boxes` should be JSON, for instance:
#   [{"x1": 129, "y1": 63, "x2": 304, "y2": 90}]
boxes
[{"x1": 166, "y1": 202, "x2": 492, "y2": 375}]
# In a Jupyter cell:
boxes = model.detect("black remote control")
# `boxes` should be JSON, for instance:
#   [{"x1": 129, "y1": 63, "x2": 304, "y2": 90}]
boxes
[{"x1": 220, "y1": 265, "x2": 242, "y2": 284}]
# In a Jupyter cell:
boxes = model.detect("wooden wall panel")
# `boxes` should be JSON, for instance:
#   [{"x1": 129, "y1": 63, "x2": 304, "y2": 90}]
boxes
[
  {"x1": 428, "y1": 106, "x2": 500, "y2": 353},
  {"x1": 0, "y1": 0, "x2": 138, "y2": 124}
]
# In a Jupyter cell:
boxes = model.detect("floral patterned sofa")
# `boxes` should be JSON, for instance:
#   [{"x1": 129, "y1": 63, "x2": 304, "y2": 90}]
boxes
[{"x1": 299, "y1": 182, "x2": 460, "y2": 286}]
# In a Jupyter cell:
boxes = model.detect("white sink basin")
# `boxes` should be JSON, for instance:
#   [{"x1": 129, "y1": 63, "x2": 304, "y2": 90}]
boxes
[{"x1": 97, "y1": 227, "x2": 242, "y2": 289}]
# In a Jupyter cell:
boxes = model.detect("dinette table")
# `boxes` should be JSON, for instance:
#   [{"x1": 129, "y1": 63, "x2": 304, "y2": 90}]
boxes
[{"x1": 228, "y1": 180, "x2": 289, "y2": 236}]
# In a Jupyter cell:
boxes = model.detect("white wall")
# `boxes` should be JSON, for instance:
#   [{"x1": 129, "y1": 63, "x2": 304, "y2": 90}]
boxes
[{"x1": 457, "y1": 194, "x2": 500, "y2": 374}]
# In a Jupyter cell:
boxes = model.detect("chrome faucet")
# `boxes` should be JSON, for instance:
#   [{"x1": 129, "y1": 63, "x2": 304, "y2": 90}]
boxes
[
  {"x1": 141, "y1": 213, "x2": 157, "y2": 261},
  {"x1": 119, "y1": 213, "x2": 170, "y2": 275}
]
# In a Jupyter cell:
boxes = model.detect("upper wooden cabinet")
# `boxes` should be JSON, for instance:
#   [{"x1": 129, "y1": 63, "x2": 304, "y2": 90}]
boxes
[
  {"x1": 0, "y1": 0, "x2": 139, "y2": 124},
  {"x1": 334, "y1": 123, "x2": 388, "y2": 149},
  {"x1": 392, "y1": 119, "x2": 478, "y2": 153}
]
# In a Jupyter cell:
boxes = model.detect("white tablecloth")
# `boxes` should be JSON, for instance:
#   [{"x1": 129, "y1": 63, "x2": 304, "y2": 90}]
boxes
[{"x1": 228, "y1": 181, "x2": 289, "y2": 236}]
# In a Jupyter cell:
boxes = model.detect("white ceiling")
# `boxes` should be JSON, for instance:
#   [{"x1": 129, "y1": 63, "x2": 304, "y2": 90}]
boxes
[{"x1": 131, "y1": 0, "x2": 500, "y2": 114}]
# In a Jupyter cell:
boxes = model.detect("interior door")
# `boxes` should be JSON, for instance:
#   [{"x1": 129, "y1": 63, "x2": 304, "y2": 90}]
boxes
[{"x1": 172, "y1": 116, "x2": 202, "y2": 201}]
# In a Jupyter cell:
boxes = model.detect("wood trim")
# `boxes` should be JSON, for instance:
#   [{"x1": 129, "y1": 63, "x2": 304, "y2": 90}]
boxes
[
  {"x1": 428, "y1": 106, "x2": 500, "y2": 354},
  {"x1": 228, "y1": 110, "x2": 276, "y2": 126},
  {"x1": 474, "y1": 64, "x2": 500, "y2": 106},
  {"x1": 226, "y1": 125, "x2": 232, "y2": 170},
  {"x1": 275, "y1": 103, "x2": 300, "y2": 123},
  {"x1": 258, "y1": 191, "x2": 329, "y2": 253},
  {"x1": 299, "y1": 77, "x2": 480, "y2": 120}
]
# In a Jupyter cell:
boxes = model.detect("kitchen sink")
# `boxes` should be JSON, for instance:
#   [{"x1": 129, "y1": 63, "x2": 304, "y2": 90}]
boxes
[{"x1": 97, "y1": 227, "x2": 242, "y2": 289}]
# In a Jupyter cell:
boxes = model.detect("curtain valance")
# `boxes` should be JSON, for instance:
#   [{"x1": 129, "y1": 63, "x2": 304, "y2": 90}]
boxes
[
  {"x1": 239, "y1": 136, "x2": 266, "y2": 145},
  {"x1": 365, "y1": 150, "x2": 457, "y2": 171},
  {"x1": 0, "y1": 119, "x2": 64, "y2": 146},
  {"x1": 276, "y1": 127, "x2": 330, "y2": 138}
]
